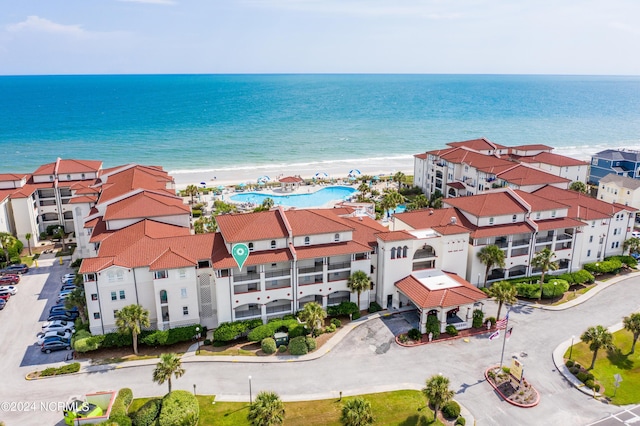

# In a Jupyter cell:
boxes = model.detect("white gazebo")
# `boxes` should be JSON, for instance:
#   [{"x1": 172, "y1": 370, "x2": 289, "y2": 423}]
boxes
[
  {"x1": 279, "y1": 176, "x2": 304, "y2": 192},
  {"x1": 395, "y1": 269, "x2": 488, "y2": 334}
]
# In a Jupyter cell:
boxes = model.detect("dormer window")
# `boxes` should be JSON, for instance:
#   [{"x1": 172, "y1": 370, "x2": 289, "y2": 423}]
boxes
[
  {"x1": 334, "y1": 233, "x2": 340, "y2": 242},
  {"x1": 81, "y1": 173, "x2": 86, "y2": 179},
  {"x1": 49, "y1": 175, "x2": 54, "y2": 181},
  {"x1": 248, "y1": 243, "x2": 254, "y2": 252},
  {"x1": 512, "y1": 214, "x2": 517, "y2": 223},
  {"x1": 551, "y1": 210, "x2": 557, "y2": 218},
  {"x1": 271, "y1": 240, "x2": 276, "y2": 249},
  {"x1": 66, "y1": 174, "x2": 71, "y2": 180},
  {"x1": 489, "y1": 217, "x2": 494, "y2": 225},
  {"x1": 304, "y1": 237, "x2": 310, "y2": 246}
]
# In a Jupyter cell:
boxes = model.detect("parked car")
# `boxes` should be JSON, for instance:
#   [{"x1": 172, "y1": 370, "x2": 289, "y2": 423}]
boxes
[
  {"x1": 1, "y1": 264, "x2": 29, "y2": 274},
  {"x1": 0, "y1": 285, "x2": 17, "y2": 295},
  {"x1": 41, "y1": 339, "x2": 71, "y2": 354},
  {"x1": 0, "y1": 291, "x2": 11, "y2": 301},
  {"x1": 60, "y1": 284, "x2": 76, "y2": 292},
  {"x1": 47, "y1": 312, "x2": 79, "y2": 321},
  {"x1": 37, "y1": 330, "x2": 73, "y2": 345},
  {"x1": 0, "y1": 299, "x2": 5, "y2": 310},
  {"x1": 61, "y1": 274, "x2": 76, "y2": 282},
  {"x1": 62, "y1": 278, "x2": 75, "y2": 285},
  {"x1": 50, "y1": 306, "x2": 78, "y2": 317},
  {"x1": 0, "y1": 275, "x2": 19, "y2": 285},
  {"x1": 42, "y1": 320, "x2": 75, "y2": 333}
]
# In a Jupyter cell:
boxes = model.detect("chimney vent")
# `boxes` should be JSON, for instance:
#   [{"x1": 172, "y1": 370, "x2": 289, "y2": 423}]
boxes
[{"x1": 450, "y1": 217, "x2": 457, "y2": 224}]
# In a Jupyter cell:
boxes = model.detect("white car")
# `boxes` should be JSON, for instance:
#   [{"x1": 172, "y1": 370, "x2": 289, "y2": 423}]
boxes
[
  {"x1": 0, "y1": 285, "x2": 17, "y2": 295},
  {"x1": 37, "y1": 330, "x2": 72, "y2": 345},
  {"x1": 61, "y1": 274, "x2": 75, "y2": 282},
  {"x1": 41, "y1": 320, "x2": 75, "y2": 333}
]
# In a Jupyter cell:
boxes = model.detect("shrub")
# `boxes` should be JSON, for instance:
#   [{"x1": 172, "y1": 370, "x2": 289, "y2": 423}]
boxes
[
  {"x1": 606, "y1": 255, "x2": 638, "y2": 268},
  {"x1": 287, "y1": 323, "x2": 306, "y2": 338},
  {"x1": 102, "y1": 332, "x2": 133, "y2": 348},
  {"x1": 118, "y1": 388, "x2": 133, "y2": 407},
  {"x1": 570, "y1": 366, "x2": 580, "y2": 375},
  {"x1": 485, "y1": 317, "x2": 496, "y2": 327},
  {"x1": 456, "y1": 417, "x2": 466, "y2": 426},
  {"x1": 213, "y1": 320, "x2": 260, "y2": 342},
  {"x1": 109, "y1": 413, "x2": 132, "y2": 426},
  {"x1": 472, "y1": 309, "x2": 484, "y2": 328},
  {"x1": 289, "y1": 336, "x2": 309, "y2": 355},
  {"x1": 261, "y1": 338, "x2": 277, "y2": 354},
  {"x1": 327, "y1": 301, "x2": 359, "y2": 317},
  {"x1": 585, "y1": 379, "x2": 595, "y2": 389},
  {"x1": 442, "y1": 401, "x2": 461, "y2": 419},
  {"x1": 306, "y1": 336, "x2": 317, "y2": 351},
  {"x1": 573, "y1": 269, "x2": 595, "y2": 284},
  {"x1": 141, "y1": 330, "x2": 169, "y2": 346},
  {"x1": 542, "y1": 279, "x2": 570, "y2": 298},
  {"x1": 426, "y1": 316, "x2": 440, "y2": 339},
  {"x1": 248, "y1": 325, "x2": 275, "y2": 342},
  {"x1": 594, "y1": 384, "x2": 601, "y2": 392},
  {"x1": 278, "y1": 344, "x2": 287, "y2": 353},
  {"x1": 40, "y1": 367, "x2": 56, "y2": 377},
  {"x1": 56, "y1": 363, "x2": 80, "y2": 374},
  {"x1": 157, "y1": 390, "x2": 199, "y2": 426},
  {"x1": 565, "y1": 360, "x2": 574, "y2": 368},
  {"x1": 408, "y1": 328, "x2": 422, "y2": 341},
  {"x1": 445, "y1": 325, "x2": 459, "y2": 336},
  {"x1": 576, "y1": 372, "x2": 588, "y2": 383},
  {"x1": 109, "y1": 388, "x2": 133, "y2": 424},
  {"x1": 352, "y1": 312, "x2": 361, "y2": 320},
  {"x1": 398, "y1": 334, "x2": 409, "y2": 343},
  {"x1": 331, "y1": 318, "x2": 342, "y2": 328},
  {"x1": 165, "y1": 324, "x2": 202, "y2": 345},
  {"x1": 203, "y1": 339, "x2": 211, "y2": 346},
  {"x1": 584, "y1": 259, "x2": 622, "y2": 274},
  {"x1": 131, "y1": 398, "x2": 162, "y2": 426},
  {"x1": 515, "y1": 283, "x2": 540, "y2": 299},
  {"x1": 501, "y1": 367, "x2": 510, "y2": 374},
  {"x1": 368, "y1": 301, "x2": 382, "y2": 313},
  {"x1": 325, "y1": 323, "x2": 336, "y2": 333},
  {"x1": 74, "y1": 335, "x2": 105, "y2": 353}
]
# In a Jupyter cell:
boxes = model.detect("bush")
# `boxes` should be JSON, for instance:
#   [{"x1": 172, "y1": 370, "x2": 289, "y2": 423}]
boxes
[
  {"x1": 573, "y1": 269, "x2": 595, "y2": 284},
  {"x1": 565, "y1": 360, "x2": 574, "y2": 368},
  {"x1": 109, "y1": 388, "x2": 133, "y2": 424},
  {"x1": 157, "y1": 390, "x2": 199, "y2": 426},
  {"x1": 118, "y1": 388, "x2": 133, "y2": 407},
  {"x1": 248, "y1": 324, "x2": 275, "y2": 342},
  {"x1": 109, "y1": 413, "x2": 132, "y2": 426},
  {"x1": 585, "y1": 379, "x2": 595, "y2": 389},
  {"x1": 408, "y1": 328, "x2": 422, "y2": 341},
  {"x1": 74, "y1": 335, "x2": 105, "y2": 353},
  {"x1": 352, "y1": 311, "x2": 361, "y2": 320},
  {"x1": 306, "y1": 336, "x2": 317, "y2": 351},
  {"x1": 576, "y1": 372, "x2": 588, "y2": 383},
  {"x1": 368, "y1": 301, "x2": 382, "y2": 313},
  {"x1": 331, "y1": 318, "x2": 342, "y2": 328},
  {"x1": 445, "y1": 325, "x2": 459, "y2": 336},
  {"x1": 289, "y1": 336, "x2": 309, "y2": 355},
  {"x1": 287, "y1": 323, "x2": 306, "y2": 338},
  {"x1": 398, "y1": 334, "x2": 409, "y2": 343},
  {"x1": 213, "y1": 319, "x2": 261, "y2": 342},
  {"x1": 426, "y1": 316, "x2": 440, "y2": 340},
  {"x1": 39, "y1": 363, "x2": 80, "y2": 376},
  {"x1": 131, "y1": 398, "x2": 162, "y2": 426},
  {"x1": 515, "y1": 283, "x2": 540, "y2": 299},
  {"x1": 102, "y1": 332, "x2": 133, "y2": 348},
  {"x1": 542, "y1": 279, "x2": 570, "y2": 298},
  {"x1": 456, "y1": 417, "x2": 466, "y2": 426},
  {"x1": 584, "y1": 259, "x2": 623, "y2": 275},
  {"x1": 594, "y1": 384, "x2": 601, "y2": 392},
  {"x1": 278, "y1": 344, "x2": 287, "y2": 353},
  {"x1": 325, "y1": 323, "x2": 336, "y2": 333},
  {"x1": 442, "y1": 401, "x2": 461, "y2": 419},
  {"x1": 326, "y1": 301, "x2": 359, "y2": 317},
  {"x1": 261, "y1": 338, "x2": 277, "y2": 354},
  {"x1": 141, "y1": 330, "x2": 169, "y2": 346},
  {"x1": 472, "y1": 309, "x2": 484, "y2": 328},
  {"x1": 485, "y1": 317, "x2": 496, "y2": 327},
  {"x1": 570, "y1": 366, "x2": 580, "y2": 375},
  {"x1": 203, "y1": 339, "x2": 211, "y2": 346},
  {"x1": 606, "y1": 255, "x2": 638, "y2": 268}
]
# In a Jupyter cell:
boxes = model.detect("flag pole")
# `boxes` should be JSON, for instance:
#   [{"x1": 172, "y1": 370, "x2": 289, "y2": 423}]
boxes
[{"x1": 499, "y1": 310, "x2": 510, "y2": 368}]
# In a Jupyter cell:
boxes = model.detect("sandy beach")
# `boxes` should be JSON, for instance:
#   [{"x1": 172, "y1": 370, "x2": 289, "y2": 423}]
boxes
[{"x1": 171, "y1": 156, "x2": 415, "y2": 190}]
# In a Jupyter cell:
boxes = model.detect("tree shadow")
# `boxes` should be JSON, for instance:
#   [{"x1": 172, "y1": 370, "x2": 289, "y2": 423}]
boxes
[
  {"x1": 456, "y1": 378, "x2": 485, "y2": 394},
  {"x1": 397, "y1": 414, "x2": 436, "y2": 425},
  {"x1": 223, "y1": 405, "x2": 249, "y2": 416},
  {"x1": 509, "y1": 303, "x2": 535, "y2": 315},
  {"x1": 606, "y1": 348, "x2": 634, "y2": 370}
]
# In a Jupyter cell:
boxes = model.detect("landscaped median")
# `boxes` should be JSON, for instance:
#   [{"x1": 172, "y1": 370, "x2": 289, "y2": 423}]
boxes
[
  {"x1": 484, "y1": 366, "x2": 540, "y2": 407},
  {"x1": 26, "y1": 362, "x2": 80, "y2": 380}
]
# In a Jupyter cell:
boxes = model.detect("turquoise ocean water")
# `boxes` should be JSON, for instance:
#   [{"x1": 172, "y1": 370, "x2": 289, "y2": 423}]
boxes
[{"x1": 1, "y1": 74, "x2": 639, "y2": 176}]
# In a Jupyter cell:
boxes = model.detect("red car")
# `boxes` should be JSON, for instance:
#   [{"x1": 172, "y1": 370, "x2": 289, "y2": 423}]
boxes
[
  {"x1": 0, "y1": 291, "x2": 11, "y2": 301},
  {"x1": 0, "y1": 275, "x2": 19, "y2": 285}
]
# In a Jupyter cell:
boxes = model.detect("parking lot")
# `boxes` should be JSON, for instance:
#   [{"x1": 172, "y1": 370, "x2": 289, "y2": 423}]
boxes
[{"x1": 0, "y1": 253, "x2": 76, "y2": 370}]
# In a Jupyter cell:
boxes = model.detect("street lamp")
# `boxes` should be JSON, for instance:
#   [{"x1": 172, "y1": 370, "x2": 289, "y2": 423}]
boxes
[
  {"x1": 569, "y1": 335, "x2": 575, "y2": 360},
  {"x1": 248, "y1": 375, "x2": 253, "y2": 404},
  {"x1": 193, "y1": 384, "x2": 196, "y2": 395},
  {"x1": 195, "y1": 327, "x2": 201, "y2": 355}
]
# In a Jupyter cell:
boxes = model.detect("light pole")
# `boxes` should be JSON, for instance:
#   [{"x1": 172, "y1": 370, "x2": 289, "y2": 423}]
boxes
[
  {"x1": 193, "y1": 384, "x2": 196, "y2": 395},
  {"x1": 248, "y1": 375, "x2": 252, "y2": 404},
  {"x1": 195, "y1": 327, "x2": 201, "y2": 355},
  {"x1": 569, "y1": 335, "x2": 575, "y2": 360}
]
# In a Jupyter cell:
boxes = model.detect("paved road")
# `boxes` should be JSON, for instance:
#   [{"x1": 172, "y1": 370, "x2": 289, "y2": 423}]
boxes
[{"x1": 3, "y1": 271, "x2": 640, "y2": 425}]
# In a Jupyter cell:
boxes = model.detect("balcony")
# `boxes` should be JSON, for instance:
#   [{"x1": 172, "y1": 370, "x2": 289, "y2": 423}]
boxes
[
  {"x1": 233, "y1": 272, "x2": 260, "y2": 283},
  {"x1": 299, "y1": 265, "x2": 323, "y2": 274},
  {"x1": 265, "y1": 279, "x2": 291, "y2": 290},
  {"x1": 299, "y1": 274, "x2": 324, "y2": 286},
  {"x1": 555, "y1": 242, "x2": 572, "y2": 251},
  {"x1": 414, "y1": 249, "x2": 436, "y2": 259},
  {"x1": 328, "y1": 270, "x2": 350, "y2": 282},
  {"x1": 236, "y1": 308, "x2": 261, "y2": 319},
  {"x1": 511, "y1": 239, "x2": 530, "y2": 247},
  {"x1": 266, "y1": 304, "x2": 291, "y2": 315},
  {"x1": 328, "y1": 261, "x2": 351, "y2": 271},
  {"x1": 556, "y1": 233, "x2": 573, "y2": 241},
  {"x1": 39, "y1": 200, "x2": 57, "y2": 207},
  {"x1": 233, "y1": 284, "x2": 260, "y2": 294},
  {"x1": 264, "y1": 268, "x2": 290, "y2": 279},
  {"x1": 535, "y1": 235, "x2": 554, "y2": 244},
  {"x1": 494, "y1": 239, "x2": 509, "y2": 248},
  {"x1": 510, "y1": 247, "x2": 529, "y2": 257}
]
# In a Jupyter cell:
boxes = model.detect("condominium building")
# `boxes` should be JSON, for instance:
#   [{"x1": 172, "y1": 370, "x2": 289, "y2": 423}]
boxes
[{"x1": 589, "y1": 149, "x2": 640, "y2": 185}]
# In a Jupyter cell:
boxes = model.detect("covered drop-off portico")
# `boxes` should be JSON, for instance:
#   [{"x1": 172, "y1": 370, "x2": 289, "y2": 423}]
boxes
[{"x1": 395, "y1": 269, "x2": 488, "y2": 334}]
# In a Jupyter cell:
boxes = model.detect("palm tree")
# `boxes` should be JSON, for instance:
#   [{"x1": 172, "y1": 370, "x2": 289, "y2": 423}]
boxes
[
  {"x1": 64, "y1": 286, "x2": 87, "y2": 323},
  {"x1": 184, "y1": 184, "x2": 199, "y2": 205},
  {"x1": 393, "y1": 171, "x2": 406, "y2": 191},
  {"x1": 298, "y1": 302, "x2": 327, "y2": 336},
  {"x1": 422, "y1": 374, "x2": 454, "y2": 418},
  {"x1": 623, "y1": 237, "x2": 640, "y2": 256},
  {"x1": 429, "y1": 190, "x2": 443, "y2": 209},
  {"x1": 531, "y1": 247, "x2": 558, "y2": 300},
  {"x1": 477, "y1": 245, "x2": 506, "y2": 287},
  {"x1": 347, "y1": 270, "x2": 370, "y2": 310},
  {"x1": 0, "y1": 233, "x2": 13, "y2": 267},
  {"x1": 380, "y1": 190, "x2": 405, "y2": 217},
  {"x1": 262, "y1": 197, "x2": 274, "y2": 210},
  {"x1": 25, "y1": 233, "x2": 32, "y2": 256},
  {"x1": 357, "y1": 182, "x2": 370, "y2": 195},
  {"x1": 152, "y1": 353, "x2": 185, "y2": 394},
  {"x1": 623, "y1": 312, "x2": 640, "y2": 354},
  {"x1": 487, "y1": 281, "x2": 517, "y2": 320},
  {"x1": 408, "y1": 194, "x2": 429, "y2": 211},
  {"x1": 341, "y1": 397, "x2": 375, "y2": 426},
  {"x1": 581, "y1": 325, "x2": 614, "y2": 369},
  {"x1": 247, "y1": 391, "x2": 285, "y2": 426},
  {"x1": 115, "y1": 304, "x2": 150, "y2": 355}
]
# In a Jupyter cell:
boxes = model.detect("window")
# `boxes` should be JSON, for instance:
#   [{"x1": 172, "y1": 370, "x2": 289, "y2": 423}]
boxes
[
  {"x1": 93, "y1": 312, "x2": 100, "y2": 319},
  {"x1": 197, "y1": 260, "x2": 211, "y2": 268},
  {"x1": 111, "y1": 291, "x2": 117, "y2": 301},
  {"x1": 181, "y1": 288, "x2": 187, "y2": 298},
  {"x1": 154, "y1": 270, "x2": 168, "y2": 280},
  {"x1": 551, "y1": 210, "x2": 557, "y2": 218},
  {"x1": 119, "y1": 290, "x2": 125, "y2": 300},
  {"x1": 304, "y1": 237, "x2": 310, "y2": 246},
  {"x1": 489, "y1": 217, "x2": 494, "y2": 225},
  {"x1": 589, "y1": 236, "x2": 593, "y2": 243},
  {"x1": 91, "y1": 293, "x2": 98, "y2": 301},
  {"x1": 66, "y1": 174, "x2": 71, "y2": 180},
  {"x1": 179, "y1": 269, "x2": 186, "y2": 279},
  {"x1": 271, "y1": 240, "x2": 276, "y2": 249},
  {"x1": 183, "y1": 306, "x2": 189, "y2": 316},
  {"x1": 535, "y1": 212, "x2": 541, "y2": 220},
  {"x1": 512, "y1": 214, "x2": 517, "y2": 223},
  {"x1": 391, "y1": 247, "x2": 396, "y2": 259},
  {"x1": 591, "y1": 221, "x2": 595, "y2": 228},
  {"x1": 81, "y1": 173, "x2": 86, "y2": 179},
  {"x1": 160, "y1": 290, "x2": 168, "y2": 304},
  {"x1": 334, "y1": 233, "x2": 340, "y2": 242},
  {"x1": 248, "y1": 243, "x2": 254, "y2": 252},
  {"x1": 614, "y1": 229, "x2": 617, "y2": 235},
  {"x1": 587, "y1": 249, "x2": 591, "y2": 257},
  {"x1": 616, "y1": 241, "x2": 620, "y2": 248},
  {"x1": 403, "y1": 246, "x2": 408, "y2": 258}
]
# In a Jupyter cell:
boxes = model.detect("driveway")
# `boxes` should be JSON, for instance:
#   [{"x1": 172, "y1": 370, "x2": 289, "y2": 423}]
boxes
[{"x1": 2, "y1": 274, "x2": 640, "y2": 425}]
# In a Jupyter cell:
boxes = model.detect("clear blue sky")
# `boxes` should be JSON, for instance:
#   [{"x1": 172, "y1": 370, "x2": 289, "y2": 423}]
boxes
[{"x1": 2, "y1": 0, "x2": 639, "y2": 75}]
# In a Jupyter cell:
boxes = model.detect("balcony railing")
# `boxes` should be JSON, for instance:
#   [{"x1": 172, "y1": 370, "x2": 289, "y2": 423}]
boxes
[
  {"x1": 299, "y1": 274, "x2": 324, "y2": 285},
  {"x1": 510, "y1": 247, "x2": 529, "y2": 257},
  {"x1": 494, "y1": 240, "x2": 509, "y2": 248},
  {"x1": 233, "y1": 272, "x2": 260, "y2": 283},
  {"x1": 556, "y1": 233, "x2": 573, "y2": 241},
  {"x1": 236, "y1": 309, "x2": 261, "y2": 319},
  {"x1": 328, "y1": 271, "x2": 350, "y2": 282},
  {"x1": 327, "y1": 296, "x2": 350, "y2": 306},
  {"x1": 414, "y1": 249, "x2": 436, "y2": 259},
  {"x1": 265, "y1": 279, "x2": 291, "y2": 290},
  {"x1": 555, "y1": 242, "x2": 572, "y2": 251},
  {"x1": 299, "y1": 265, "x2": 323, "y2": 274},
  {"x1": 328, "y1": 261, "x2": 351, "y2": 271},
  {"x1": 266, "y1": 304, "x2": 291, "y2": 314},
  {"x1": 511, "y1": 239, "x2": 530, "y2": 247},
  {"x1": 39, "y1": 200, "x2": 56, "y2": 207},
  {"x1": 535, "y1": 236, "x2": 554, "y2": 244},
  {"x1": 264, "y1": 268, "x2": 290, "y2": 279},
  {"x1": 233, "y1": 284, "x2": 260, "y2": 294}
]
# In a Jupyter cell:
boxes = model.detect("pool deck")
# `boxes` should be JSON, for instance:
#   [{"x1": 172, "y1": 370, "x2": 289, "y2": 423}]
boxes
[{"x1": 225, "y1": 182, "x2": 360, "y2": 209}]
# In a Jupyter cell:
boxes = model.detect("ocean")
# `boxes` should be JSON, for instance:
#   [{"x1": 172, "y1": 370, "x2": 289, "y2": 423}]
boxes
[{"x1": 1, "y1": 74, "x2": 639, "y2": 182}]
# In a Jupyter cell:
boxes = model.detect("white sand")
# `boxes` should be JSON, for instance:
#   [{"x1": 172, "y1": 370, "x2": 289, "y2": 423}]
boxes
[{"x1": 171, "y1": 156, "x2": 415, "y2": 190}]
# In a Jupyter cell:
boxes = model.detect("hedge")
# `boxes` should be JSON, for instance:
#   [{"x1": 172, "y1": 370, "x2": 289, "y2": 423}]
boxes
[
  {"x1": 157, "y1": 390, "x2": 199, "y2": 426},
  {"x1": 515, "y1": 283, "x2": 540, "y2": 299},
  {"x1": 213, "y1": 319, "x2": 263, "y2": 342},
  {"x1": 327, "y1": 301, "x2": 359, "y2": 317},
  {"x1": 74, "y1": 324, "x2": 203, "y2": 353},
  {"x1": 247, "y1": 319, "x2": 298, "y2": 342},
  {"x1": 426, "y1": 315, "x2": 440, "y2": 339},
  {"x1": 109, "y1": 388, "x2": 133, "y2": 425},
  {"x1": 442, "y1": 401, "x2": 461, "y2": 419},
  {"x1": 131, "y1": 398, "x2": 162, "y2": 426},
  {"x1": 289, "y1": 336, "x2": 308, "y2": 355},
  {"x1": 584, "y1": 259, "x2": 623, "y2": 274},
  {"x1": 542, "y1": 279, "x2": 569, "y2": 298},
  {"x1": 261, "y1": 338, "x2": 277, "y2": 354},
  {"x1": 606, "y1": 255, "x2": 638, "y2": 268},
  {"x1": 39, "y1": 362, "x2": 80, "y2": 377},
  {"x1": 368, "y1": 301, "x2": 383, "y2": 313},
  {"x1": 74, "y1": 335, "x2": 105, "y2": 353}
]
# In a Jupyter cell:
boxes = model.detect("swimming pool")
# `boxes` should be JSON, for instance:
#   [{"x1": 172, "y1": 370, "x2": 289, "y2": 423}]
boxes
[{"x1": 229, "y1": 186, "x2": 357, "y2": 208}]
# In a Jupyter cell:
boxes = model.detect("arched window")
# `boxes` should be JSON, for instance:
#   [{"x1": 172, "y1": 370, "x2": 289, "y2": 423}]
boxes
[
  {"x1": 391, "y1": 247, "x2": 396, "y2": 259},
  {"x1": 397, "y1": 246, "x2": 402, "y2": 257},
  {"x1": 248, "y1": 243, "x2": 254, "y2": 252},
  {"x1": 334, "y1": 233, "x2": 340, "y2": 242},
  {"x1": 403, "y1": 246, "x2": 408, "y2": 258},
  {"x1": 271, "y1": 240, "x2": 276, "y2": 249},
  {"x1": 304, "y1": 236, "x2": 310, "y2": 246},
  {"x1": 160, "y1": 290, "x2": 168, "y2": 304}
]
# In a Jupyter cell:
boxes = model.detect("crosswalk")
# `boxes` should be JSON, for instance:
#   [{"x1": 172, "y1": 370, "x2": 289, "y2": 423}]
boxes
[{"x1": 588, "y1": 406, "x2": 640, "y2": 425}]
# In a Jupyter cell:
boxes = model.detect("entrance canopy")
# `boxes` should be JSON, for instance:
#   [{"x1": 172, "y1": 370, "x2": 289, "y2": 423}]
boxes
[{"x1": 395, "y1": 269, "x2": 487, "y2": 310}]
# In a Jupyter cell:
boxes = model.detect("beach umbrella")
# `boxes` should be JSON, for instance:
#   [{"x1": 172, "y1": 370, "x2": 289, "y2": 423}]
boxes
[
  {"x1": 373, "y1": 175, "x2": 380, "y2": 181},
  {"x1": 258, "y1": 175, "x2": 271, "y2": 183},
  {"x1": 349, "y1": 169, "x2": 361, "y2": 176},
  {"x1": 349, "y1": 176, "x2": 357, "y2": 181},
  {"x1": 217, "y1": 185, "x2": 224, "y2": 190},
  {"x1": 315, "y1": 172, "x2": 328, "y2": 178},
  {"x1": 238, "y1": 183, "x2": 246, "y2": 187},
  {"x1": 200, "y1": 181, "x2": 207, "y2": 187}
]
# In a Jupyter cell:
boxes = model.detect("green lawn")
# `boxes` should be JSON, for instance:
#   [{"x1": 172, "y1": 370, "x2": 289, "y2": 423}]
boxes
[
  {"x1": 129, "y1": 390, "x2": 445, "y2": 425},
  {"x1": 565, "y1": 329, "x2": 640, "y2": 405}
]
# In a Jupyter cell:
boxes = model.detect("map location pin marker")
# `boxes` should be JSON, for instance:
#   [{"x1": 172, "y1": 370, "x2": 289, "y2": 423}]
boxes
[{"x1": 232, "y1": 243, "x2": 250, "y2": 272}]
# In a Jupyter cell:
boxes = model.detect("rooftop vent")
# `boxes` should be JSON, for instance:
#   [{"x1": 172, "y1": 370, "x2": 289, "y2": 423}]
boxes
[
  {"x1": 450, "y1": 217, "x2": 457, "y2": 224},
  {"x1": 429, "y1": 209, "x2": 434, "y2": 215}
]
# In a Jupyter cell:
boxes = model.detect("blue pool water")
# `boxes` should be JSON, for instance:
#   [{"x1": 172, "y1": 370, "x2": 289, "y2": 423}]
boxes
[{"x1": 229, "y1": 186, "x2": 356, "y2": 208}]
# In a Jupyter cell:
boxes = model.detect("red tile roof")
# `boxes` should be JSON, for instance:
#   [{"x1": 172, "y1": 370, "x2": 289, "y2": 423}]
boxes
[
  {"x1": 213, "y1": 246, "x2": 293, "y2": 269},
  {"x1": 98, "y1": 165, "x2": 175, "y2": 203},
  {"x1": 149, "y1": 249, "x2": 197, "y2": 271},
  {"x1": 470, "y1": 222, "x2": 534, "y2": 238},
  {"x1": 69, "y1": 195, "x2": 98, "y2": 204},
  {"x1": 513, "y1": 190, "x2": 570, "y2": 212},
  {"x1": 414, "y1": 153, "x2": 427, "y2": 160},
  {"x1": 437, "y1": 148, "x2": 514, "y2": 174},
  {"x1": 285, "y1": 210, "x2": 354, "y2": 236},
  {"x1": 0, "y1": 173, "x2": 27, "y2": 182},
  {"x1": 376, "y1": 230, "x2": 415, "y2": 242},
  {"x1": 216, "y1": 210, "x2": 289, "y2": 243},
  {"x1": 533, "y1": 185, "x2": 634, "y2": 220},
  {"x1": 447, "y1": 182, "x2": 466, "y2": 190},
  {"x1": 279, "y1": 176, "x2": 303, "y2": 183},
  {"x1": 444, "y1": 192, "x2": 528, "y2": 217},
  {"x1": 496, "y1": 164, "x2": 570, "y2": 186},
  {"x1": 446, "y1": 137, "x2": 508, "y2": 151},
  {"x1": 514, "y1": 152, "x2": 588, "y2": 167},
  {"x1": 535, "y1": 217, "x2": 586, "y2": 231},
  {"x1": 395, "y1": 271, "x2": 488, "y2": 309},
  {"x1": 342, "y1": 216, "x2": 389, "y2": 247},
  {"x1": 294, "y1": 240, "x2": 372, "y2": 260},
  {"x1": 103, "y1": 190, "x2": 190, "y2": 221},
  {"x1": 33, "y1": 159, "x2": 102, "y2": 176},
  {"x1": 509, "y1": 144, "x2": 553, "y2": 152}
]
